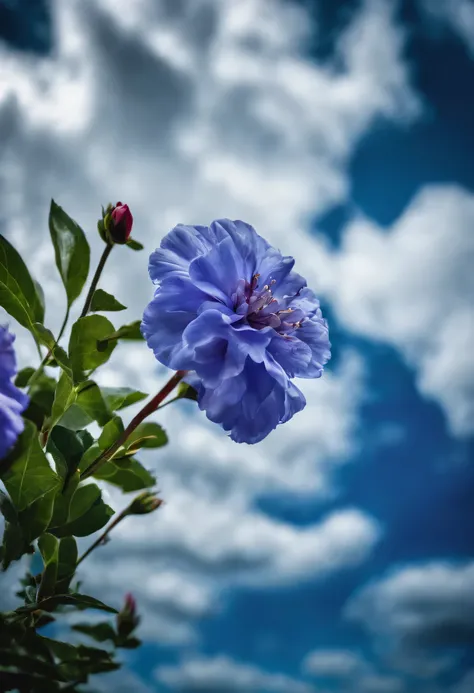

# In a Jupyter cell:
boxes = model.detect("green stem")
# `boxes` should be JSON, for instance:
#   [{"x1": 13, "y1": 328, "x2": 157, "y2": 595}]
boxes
[
  {"x1": 27, "y1": 307, "x2": 70, "y2": 389},
  {"x1": 80, "y1": 242, "x2": 113, "y2": 318},
  {"x1": 80, "y1": 370, "x2": 186, "y2": 480},
  {"x1": 156, "y1": 394, "x2": 181, "y2": 411},
  {"x1": 76, "y1": 507, "x2": 128, "y2": 567}
]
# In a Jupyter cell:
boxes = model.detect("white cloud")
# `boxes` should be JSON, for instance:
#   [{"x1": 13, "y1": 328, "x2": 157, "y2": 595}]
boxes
[
  {"x1": 302, "y1": 648, "x2": 409, "y2": 693},
  {"x1": 314, "y1": 185, "x2": 474, "y2": 437},
  {"x1": 77, "y1": 493, "x2": 379, "y2": 643},
  {"x1": 452, "y1": 670, "x2": 474, "y2": 693},
  {"x1": 346, "y1": 560, "x2": 474, "y2": 672},
  {"x1": 303, "y1": 649, "x2": 367, "y2": 678},
  {"x1": 155, "y1": 654, "x2": 314, "y2": 693},
  {"x1": 420, "y1": 0, "x2": 474, "y2": 55},
  {"x1": 0, "y1": 0, "x2": 417, "y2": 654},
  {"x1": 356, "y1": 674, "x2": 406, "y2": 693}
]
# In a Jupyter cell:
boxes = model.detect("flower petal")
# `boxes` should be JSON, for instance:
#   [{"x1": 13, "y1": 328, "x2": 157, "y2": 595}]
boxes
[{"x1": 189, "y1": 236, "x2": 246, "y2": 306}]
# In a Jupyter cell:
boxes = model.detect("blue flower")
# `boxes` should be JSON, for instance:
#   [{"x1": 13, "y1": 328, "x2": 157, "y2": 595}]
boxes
[
  {"x1": 0, "y1": 325, "x2": 29, "y2": 459},
  {"x1": 142, "y1": 220, "x2": 331, "y2": 443}
]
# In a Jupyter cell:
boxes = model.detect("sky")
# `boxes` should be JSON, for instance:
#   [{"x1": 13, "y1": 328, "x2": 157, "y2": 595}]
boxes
[{"x1": 0, "y1": 0, "x2": 473, "y2": 692}]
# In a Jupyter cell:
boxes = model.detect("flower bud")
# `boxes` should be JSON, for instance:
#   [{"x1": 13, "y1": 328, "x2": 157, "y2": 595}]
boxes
[
  {"x1": 109, "y1": 202, "x2": 133, "y2": 244},
  {"x1": 127, "y1": 491, "x2": 163, "y2": 516},
  {"x1": 117, "y1": 593, "x2": 140, "y2": 637}
]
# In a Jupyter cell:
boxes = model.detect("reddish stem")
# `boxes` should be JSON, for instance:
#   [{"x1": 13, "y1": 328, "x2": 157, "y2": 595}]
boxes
[{"x1": 80, "y1": 370, "x2": 186, "y2": 480}]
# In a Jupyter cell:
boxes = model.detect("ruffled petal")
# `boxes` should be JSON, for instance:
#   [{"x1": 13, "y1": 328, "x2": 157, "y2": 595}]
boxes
[
  {"x1": 0, "y1": 391, "x2": 25, "y2": 459},
  {"x1": 143, "y1": 219, "x2": 330, "y2": 443},
  {"x1": 294, "y1": 317, "x2": 331, "y2": 378},
  {"x1": 149, "y1": 224, "x2": 212, "y2": 282},
  {"x1": 0, "y1": 326, "x2": 28, "y2": 459},
  {"x1": 189, "y1": 236, "x2": 246, "y2": 306},
  {"x1": 210, "y1": 219, "x2": 270, "y2": 280},
  {"x1": 267, "y1": 333, "x2": 313, "y2": 378},
  {"x1": 196, "y1": 359, "x2": 306, "y2": 444}
]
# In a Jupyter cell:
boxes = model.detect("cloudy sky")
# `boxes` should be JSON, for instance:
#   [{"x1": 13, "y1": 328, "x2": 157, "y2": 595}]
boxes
[{"x1": 1, "y1": 0, "x2": 473, "y2": 691}]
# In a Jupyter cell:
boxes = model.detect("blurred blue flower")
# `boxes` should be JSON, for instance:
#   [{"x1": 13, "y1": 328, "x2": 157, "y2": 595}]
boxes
[
  {"x1": 142, "y1": 220, "x2": 331, "y2": 443},
  {"x1": 0, "y1": 325, "x2": 29, "y2": 458}
]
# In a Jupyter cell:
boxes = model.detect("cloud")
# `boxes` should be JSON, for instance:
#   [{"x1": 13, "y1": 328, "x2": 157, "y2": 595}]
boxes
[
  {"x1": 452, "y1": 670, "x2": 474, "y2": 693},
  {"x1": 420, "y1": 0, "x2": 474, "y2": 56},
  {"x1": 78, "y1": 496, "x2": 380, "y2": 643},
  {"x1": 303, "y1": 649, "x2": 367, "y2": 678},
  {"x1": 346, "y1": 561, "x2": 474, "y2": 675},
  {"x1": 155, "y1": 654, "x2": 314, "y2": 693},
  {"x1": 302, "y1": 648, "x2": 408, "y2": 693},
  {"x1": 314, "y1": 185, "x2": 474, "y2": 437},
  {"x1": 0, "y1": 0, "x2": 418, "y2": 661}
]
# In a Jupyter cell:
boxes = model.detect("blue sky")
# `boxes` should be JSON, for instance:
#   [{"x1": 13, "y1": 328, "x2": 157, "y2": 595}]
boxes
[{"x1": 0, "y1": 1, "x2": 473, "y2": 692}]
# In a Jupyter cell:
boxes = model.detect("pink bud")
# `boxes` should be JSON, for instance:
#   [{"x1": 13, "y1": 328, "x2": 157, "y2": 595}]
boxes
[
  {"x1": 117, "y1": 592, "x2": 140, "y2": 637},
  {"x1": 110, "y1": 202, "x2": 133, "y2": 244},
  {"x1": 124, "y1": 593, "x2": 136, "y2": 616}
]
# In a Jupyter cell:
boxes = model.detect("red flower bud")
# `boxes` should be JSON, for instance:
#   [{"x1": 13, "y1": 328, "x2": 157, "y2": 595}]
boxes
[
  {"x1": 117, "y1": 592, "x2": 140, "y2": 637},
  {"x1": 110, "y1": 202, "x2": 133, "y2": 244}
]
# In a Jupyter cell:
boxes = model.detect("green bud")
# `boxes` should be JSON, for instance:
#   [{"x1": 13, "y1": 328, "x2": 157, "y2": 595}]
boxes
[{"x1": 127, "y1": 491, "x2": 163, "y2": 516}]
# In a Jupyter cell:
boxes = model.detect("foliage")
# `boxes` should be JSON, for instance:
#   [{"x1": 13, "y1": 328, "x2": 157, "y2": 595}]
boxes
[{"x1": 0, "y1": 200, "x2": 177, "y2": 691}]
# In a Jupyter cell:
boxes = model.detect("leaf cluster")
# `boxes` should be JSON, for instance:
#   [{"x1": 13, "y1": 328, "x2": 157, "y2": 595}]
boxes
[{"x1": 0, "y1": 201, "x2": 168, "y2": 691}]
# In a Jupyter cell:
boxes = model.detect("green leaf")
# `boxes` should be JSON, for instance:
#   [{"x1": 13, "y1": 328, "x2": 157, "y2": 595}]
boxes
[
  {"x1": 97, "y1": 320, "x2": 144, "y2": 351},
  {"x1": 49, "y1": 199, "x2": 90, "y2": 307},
  {"x1": 0, "y1": 491, "x2": 29, "y2": 570},
  {"x1": 78, "y1": 443, "x2": 100, "y2": 474},
  {"x1": 126, "y1": 238, "x2": 144, "y2": 251},
  {"x1": 57, "y1": 536, "x2": 78, "y2": 578},
  {"x1": 60, "y1": 500, "x2": 114, "y2": 537},
  {"x1": 126, "y1": 422, "x2": 168, "y2": 450},
  {"x1": 51, "y1": 483, "x2": 113, "y2": 538},
  {"x1": 37, "y1": 533, "x2": 59, "y2": 601},
  {"x1": 177, "y1": 381, "x2": 199, "y2": 402},
  {"x1": 33, "y1": 278, "x2": 46, "y2": 322},
  {"x1": 76, "y1": 430, "x2": 94, "y2": 451},
  {"x1": 0, "y1": 421, "x2": 61, "y2": 512},
  {"x1": 0, "y1": 235, "x2": 44, "y2": 329},
  {"x1": 15, "y1": 367, "x2": 36, "y2": 388},
  {"x1": 47, "y1": 426, "x2": 85, "y2": 483},
  {"x1": 53, "y1": 381, "x2": 112, "y2": 430},
  {"x1": 26, "y1": 593, "x2": 118, "y2": 614},
  {"x1": 48, "y1": 473, "x2": 79, "y2": 529},
  {"x1": 19, "y1": 487, "x2": 58, "y2": 542},
  {"x1": 101, "y1": 386, "x2": 148, "y2": 412},
  {"x1": 68, "y1": 484, "x2": 101, "y2": 523},
  {"x1": 23, "y1": 373, "x2": 57, "y2": 428},
  {"x1": 75, "y1": 380, "x2": 112, "y2": 426},
  {"x1": 72, "y1": 622, "x2": 116, "y2": 643},
  {"x1": 57, "y1": 403, "x2": 93, "y2": 430},
  {"x1": 90, "y1": 288, "x2": 126, "y2": 312},
  {"x1": 98, "y1": 415, "x2": 123, "y2": 450},
  {"x1": 50, "y1": 372, "x2": 75, "y2": 426},
  {"x1": 37, "y1": 635, "x2": 79, "y2": 662},
  {"x1": 1, "y1": 522, "x2": 27, "y2": 570},
  {"x1": 56, "y1": 536, "x2": 78, "y2": 592},
  {"x1": 69, "y1": 315, "x2": 117, "y2": 383},
  {"x1": 94, "y1": 457, "x2": 156, "y2": 492},
  {"x1": 33, "y1": 323, "x2": 72, "y2": 378},
  {"x1": 38, "y1": 533, "x2": 59, "y2": 564},
  {"x1": 113, "y1": 320, "x2": 143, "y2": 340},
  {"x1": 119, "y1": 636, "x2": 141, "y2": 649}
]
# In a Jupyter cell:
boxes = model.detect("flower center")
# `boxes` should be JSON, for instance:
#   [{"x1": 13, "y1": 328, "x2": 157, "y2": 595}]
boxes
[{"x1": 233, "y1": 274, "x2": 303, "y2": 333}]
